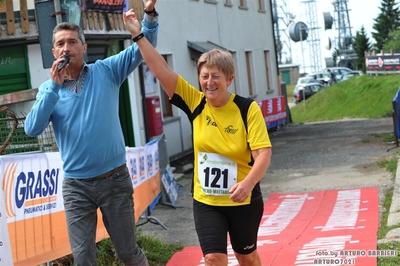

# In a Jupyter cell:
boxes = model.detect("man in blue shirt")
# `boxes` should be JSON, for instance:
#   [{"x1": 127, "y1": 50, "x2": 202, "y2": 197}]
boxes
[{"x1": 24, "y1": 2, "x2": 159, "y2": 265}]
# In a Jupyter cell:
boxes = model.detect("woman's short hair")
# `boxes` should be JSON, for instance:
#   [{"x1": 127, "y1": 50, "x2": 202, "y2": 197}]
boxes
[{"x1": 197, "y1": 49, "x2": 235, "y2": 78}]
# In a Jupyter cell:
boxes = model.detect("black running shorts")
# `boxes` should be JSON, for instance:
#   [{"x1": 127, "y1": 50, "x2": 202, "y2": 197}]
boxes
[{"x1": 193, "y1": 197, "x2": 264, "y2": 256}]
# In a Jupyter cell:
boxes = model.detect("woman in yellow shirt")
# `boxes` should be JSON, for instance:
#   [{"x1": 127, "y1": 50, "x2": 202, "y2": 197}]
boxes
[{"x1": 124, "y1": 10, "x2": 272, "y2": 266}]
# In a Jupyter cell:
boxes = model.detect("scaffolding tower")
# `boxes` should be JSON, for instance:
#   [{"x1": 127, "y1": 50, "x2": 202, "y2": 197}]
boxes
[
  {"x1": 332, "y1": 0, "x2": 357, "y2": 67},
  {"x1": 301, "y1": 0, "x2": 323, "y2": 73},
  {"x1": 273, "y1": 0, "x2": 323, "y2": 73}
]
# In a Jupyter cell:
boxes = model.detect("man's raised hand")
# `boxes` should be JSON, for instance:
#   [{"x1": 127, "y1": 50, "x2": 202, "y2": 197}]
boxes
[{"x1": 123, "y1": 9, "x2": 141, "y2": 36}]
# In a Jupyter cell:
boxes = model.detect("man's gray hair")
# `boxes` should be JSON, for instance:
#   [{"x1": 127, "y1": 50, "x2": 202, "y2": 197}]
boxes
[{"x1": 52, "y1": 22, "x2": 86, "y2": 44}]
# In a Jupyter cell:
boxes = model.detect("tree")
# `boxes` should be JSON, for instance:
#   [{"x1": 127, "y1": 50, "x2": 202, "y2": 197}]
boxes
[
  {"x1": 354, "y1": 26, "x2": 372, "y2": 72},
  {"x1": 371, "y1": 0, "x2": 400, "y2": 51},
  {"x1": 384, "y1": 29, "x2": 400, "y2": 52}
]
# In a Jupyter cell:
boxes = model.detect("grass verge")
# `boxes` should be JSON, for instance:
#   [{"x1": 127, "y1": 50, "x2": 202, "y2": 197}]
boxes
[
  {"x1": 288, "y1": 75, "x2": 400, "y2": 123},
  {"x1": 52, "y1": 229, "x2": 184, "y2": 266},
  {"x1": 374, "y1": 152, "x2": 400, "y2": 265}
]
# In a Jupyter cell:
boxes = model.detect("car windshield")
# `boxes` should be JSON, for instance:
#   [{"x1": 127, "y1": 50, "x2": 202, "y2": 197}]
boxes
[
  {"x1": 323, "y1": 73, "x2": 330, "y2": 78},
  {"x1": 310, "y1": 85, "x2": 321, "y2": 92},
  {"x1": 342, "y1": 72, "x2": 359, "y2": 79},
  {"x1": 299, "y1": 77, "x2": 316, "y2": 84}
]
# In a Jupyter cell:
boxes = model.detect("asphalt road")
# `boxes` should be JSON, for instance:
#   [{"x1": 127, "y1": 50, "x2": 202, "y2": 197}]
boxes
[{"x1": 137, "y1": 117, "x2": 396, "y2": 248}]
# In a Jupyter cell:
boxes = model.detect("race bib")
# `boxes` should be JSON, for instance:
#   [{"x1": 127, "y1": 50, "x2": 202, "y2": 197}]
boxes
[{"x1": 197, "y1": 152, "x2": 237, "y2": 196}]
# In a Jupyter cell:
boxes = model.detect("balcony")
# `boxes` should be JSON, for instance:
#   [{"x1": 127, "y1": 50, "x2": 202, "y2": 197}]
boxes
[{"x1": 0, "y1": 0, "x2": 144, "y2": 46}]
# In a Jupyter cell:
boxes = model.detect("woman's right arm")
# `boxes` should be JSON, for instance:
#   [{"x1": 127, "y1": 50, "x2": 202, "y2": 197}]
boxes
[{"x1": 124, "y1": 9, "x2": 178, "y2": 98}]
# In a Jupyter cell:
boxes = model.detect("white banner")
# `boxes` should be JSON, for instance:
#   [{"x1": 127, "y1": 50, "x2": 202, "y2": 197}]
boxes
[
  {"x1": 1, "y1": 152, "x2": 64, "y2": 223},
  {"x1": 0, "y1": 178, "x2": 13, "y2": 265},
  {"x1": 0, "y1": 140, "x2": 160, "y2": 265}
]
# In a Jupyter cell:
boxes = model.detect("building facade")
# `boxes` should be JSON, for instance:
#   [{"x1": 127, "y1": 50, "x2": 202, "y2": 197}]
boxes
[{"x1": 0, "y1": 0, "x2": 279, "y2": 160}]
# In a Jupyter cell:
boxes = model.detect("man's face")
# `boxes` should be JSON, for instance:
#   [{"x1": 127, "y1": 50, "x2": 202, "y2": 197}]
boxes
[{"x1": 52, "y1": 30, "x2": 87, "y2": 67}]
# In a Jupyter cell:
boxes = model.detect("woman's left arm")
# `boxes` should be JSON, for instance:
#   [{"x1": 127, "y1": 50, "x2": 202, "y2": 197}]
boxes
[{"x1": 229, "y1": 147, "x2": 272, "y2": 202}]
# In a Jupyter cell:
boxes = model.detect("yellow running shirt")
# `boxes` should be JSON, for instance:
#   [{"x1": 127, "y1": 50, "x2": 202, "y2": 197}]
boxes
[{"x1": 171, "y1": 76, "x2": 272, "y2": 206}]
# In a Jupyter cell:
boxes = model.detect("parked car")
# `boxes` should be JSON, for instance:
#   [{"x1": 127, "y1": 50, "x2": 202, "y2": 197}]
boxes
[
  {"x1": 308, "y1": 72, "x2": 331, "y2": 86},
  {"x1": 296, "y1": 76, "x2": 318, "y2": 85},
  {"x1": 292, "y1": 82, "x2": 326, "y2": 104},
  {"x1": 338, "y1": 71, "x2": 363, "y2": 82},
  {"x1": 324, "y1": 67, "x2": 353, "y2": 80}
]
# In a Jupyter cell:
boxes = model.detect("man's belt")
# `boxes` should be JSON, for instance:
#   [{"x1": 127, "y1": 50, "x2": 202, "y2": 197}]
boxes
[{"x1": 85, "y1": 163, "x2": 127, "y2": 181}]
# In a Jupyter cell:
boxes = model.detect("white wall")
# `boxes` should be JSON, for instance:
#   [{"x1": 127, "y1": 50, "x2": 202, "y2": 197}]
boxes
[{"x1": 28, "y1": 44, "x2": 52, "y2": 88}]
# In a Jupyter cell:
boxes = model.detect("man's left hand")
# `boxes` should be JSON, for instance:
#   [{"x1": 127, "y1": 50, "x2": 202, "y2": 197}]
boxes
[{"x1": 123, "y1": 9, "x2": 141, "y2": 36}]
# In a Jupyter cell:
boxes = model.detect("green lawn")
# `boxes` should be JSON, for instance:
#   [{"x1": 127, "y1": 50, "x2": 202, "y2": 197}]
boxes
[{"x1": 288, "y1": 75, "x2": 399, "y2": 123}]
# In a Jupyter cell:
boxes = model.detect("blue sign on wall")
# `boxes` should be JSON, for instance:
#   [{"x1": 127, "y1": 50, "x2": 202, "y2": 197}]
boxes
[{"x1": 392, "y1": 87, "x2": 400, "y2": 139}]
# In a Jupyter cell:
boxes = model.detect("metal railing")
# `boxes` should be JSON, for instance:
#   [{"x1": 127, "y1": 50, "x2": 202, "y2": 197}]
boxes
[{"x1": 0, "y1": 107, "x2": 58, "y2": 155}]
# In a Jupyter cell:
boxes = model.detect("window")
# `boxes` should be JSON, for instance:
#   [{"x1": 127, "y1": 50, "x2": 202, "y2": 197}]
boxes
[
  {"x1": 230, "y1": 51, "x2": 238, "y2": 94},
  {"x1": 143, "y1": 62, "x2": 157, "y2": 94},
  {"x1": 224, "y1": 0, "x2": 233, "y2": 6},
  {"x1": 143, "y1": 55, "x2": 173, "y2": 118},
  {"x1": 258, "y1": 0, "x2": 266, "y2": 12},
  {"x1": 245, "y1": 51, "x2": 254, "y2": 96},
  {"x1": 204, "y1": 0, "x2": 217, "y2": 4},
  {"x1": 86, "y1": 45, "x2": 108, "y2": 63},
  {"x1": 160, "y1": 89, "x2": 173, "y2": 118},
  {"x1": 264, "y1": 50, "x2": 271, "y2": 92},
  {"x1": 239, "y1": 0, "x2": 248, "y2": 9}
]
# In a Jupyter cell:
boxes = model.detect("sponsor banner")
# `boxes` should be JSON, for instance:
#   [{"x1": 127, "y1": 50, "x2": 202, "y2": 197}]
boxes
[
  {"x1": 392, "y1": 88, "x2": 400, "y2": 138},
  {"x1": 130, "y1": 140, "x2": 161, "y2": 222},
  {"x1": 3, "y1": 152, "x2": 64, "y2": 223},
  {"x1": 258, "y1": 96, "x2": 287, "y2": 128},
  {"x1": 145, "y1": 139, "x2": 160, "y2": 179},
  {"x1": 167, "y1": 188, "x2": 379, "y2": 266},
  {"x1": 161, "y1": 164, "x2": 180, "y2": 206},
  {"x1": 127, "y1": 147, "x2": 143, "y2": 189},
  {"x1": 1, "y1": 152, "x2": 70, "y2": 265},
  {"x1": 0, "y1": 175, "x2": 13, "y2": 265},
  {"x1": 366, "y1": 55, "x2": 400, "y2": 71},
  {"x1": 0, "y1": 143, "x2": 160, "y2": 265},
  {"x1": 82, "y1": 0, "x2": 126, "y2": 13}
]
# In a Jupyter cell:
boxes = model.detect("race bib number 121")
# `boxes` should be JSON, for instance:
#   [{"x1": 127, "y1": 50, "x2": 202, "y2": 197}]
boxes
[{"x1": 197, "y1": 152, "x2": 238, "y2": 196}]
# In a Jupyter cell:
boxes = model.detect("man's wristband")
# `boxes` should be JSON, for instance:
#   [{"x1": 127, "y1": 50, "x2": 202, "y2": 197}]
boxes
[
  {"x1": 132, "y1": 33, "x2": 144, "y2": 42},
  {"x1": 144, "y1": 8, "x2": 159, "y2": 16}
]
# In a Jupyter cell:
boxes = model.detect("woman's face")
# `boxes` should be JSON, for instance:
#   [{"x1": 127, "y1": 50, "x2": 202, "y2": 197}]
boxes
[{"x1": 199, "y1": 65, "x2": 233, "y2": 106}]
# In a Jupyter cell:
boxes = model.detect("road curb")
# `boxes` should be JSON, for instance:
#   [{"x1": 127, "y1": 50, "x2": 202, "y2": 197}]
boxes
[
  {"x1": 388, "y1": 159, "x2": 400, "y2": 226},
  {"x1": 380, "y1": 159, "x2": 400, "y2": 243},
  {"x1": 387, "y1": 160, "x2": 400, "y2": 226}
]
